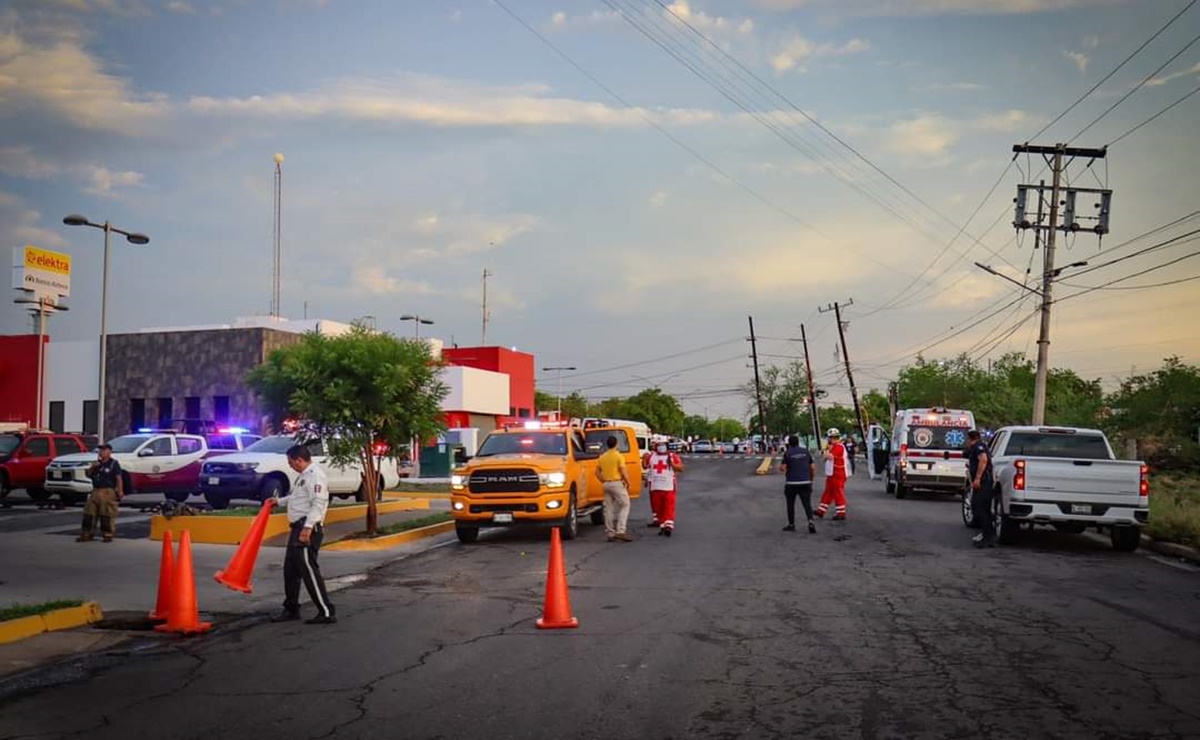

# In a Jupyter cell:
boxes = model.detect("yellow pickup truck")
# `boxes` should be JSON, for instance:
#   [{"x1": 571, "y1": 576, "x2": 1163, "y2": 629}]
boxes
[{"x1": 449, "y1": 422, "x2": 643, "y2": 543}]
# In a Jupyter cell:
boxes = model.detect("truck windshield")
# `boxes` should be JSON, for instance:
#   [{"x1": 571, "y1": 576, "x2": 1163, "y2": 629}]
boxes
[
  {"x1": 584, "y1": 430, "x2": 630, "y2": 453},
  {"x1": 108, "y1": 435, "x2": 152, "y2": 453},
  {"x1": 477, "y1": 433, "x2": 567, "y2": 456},
  {"x1": 0, "y1": 435, "x2": 20, "y2": 455},
  {"x1": 906, "y1": 426, "x2": 970, "y2": 451},
  {"x1": 1004, "y1": 432, "x2": 1112, "y2": 460}
]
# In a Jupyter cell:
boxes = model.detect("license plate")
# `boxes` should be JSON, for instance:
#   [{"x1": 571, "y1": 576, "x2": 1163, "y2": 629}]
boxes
[
  {"x1": 492, "y1": 512, "x2": 514, "y2": 524},
  {"x1": 916, "y1": 463, "x2": 932, "y2": 470},
  {"x1": 51, "y1": 471, "x2": 64, "y2": 479},
  {"x1": 1071, "y1": 504, "x2": 1091, "y2": 515},
  {"x1": 207, "y1": 477, "x2": 220, "y2": 485}
]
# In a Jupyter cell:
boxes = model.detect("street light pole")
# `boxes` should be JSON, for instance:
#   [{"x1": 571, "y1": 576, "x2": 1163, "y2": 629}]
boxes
[
  {"x1": 63, "y1": 215, "x2": 149, "y2": 441},
  {"x1": 542, "y1": 366, "x2": 576, "y2": 418},
  {"x1": 399, "y1": 314, "x2": 434, "y2": 339}
]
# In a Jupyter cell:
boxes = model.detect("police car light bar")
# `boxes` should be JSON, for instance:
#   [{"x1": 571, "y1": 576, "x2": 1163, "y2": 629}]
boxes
[{"x1": 218, "y1": 427, "x2": 249, "y2": 434}]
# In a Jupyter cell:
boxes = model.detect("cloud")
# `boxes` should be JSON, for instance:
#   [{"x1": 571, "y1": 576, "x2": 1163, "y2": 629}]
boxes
[
  {"x1": 649, "y1": 189, "x2": 668, "y2": 207},
  {"x1": 971, "y1": 109, "x2": 1034, "y2": 132},
  {"x1": 1147, "y1": 61, "x2": 1200, "y2": 87},
  {"x1": 449, "y1": 9, "x2": 462, "y2": 22},
  {"x1": 0, "y1": 146, "x2": 59, "y2": 178},
  {"x1": 887, "y1": 114, "x2": 960, "y2": 155},
  {"x1": 351, "y1": 266, "x2": 441, "y2": 296},
  {"x1": 748, "y1": 0, "x2": 1127, "y2": 15},
  {"x1": 770, "y1": 36, "x2": 870, "y2": 74},
  {"x1": 0, "y1": 191, "x2": 70, "y2": 250},
  {"x1": 547, "y1": 9, "x2": 622, "y2": 31},
  {"x1": 662, "y1": 1, "x2": 755, "y2": 37},
  {"x1": 918, "y1": 81, "x2": 985, "y2": 93},
  {"x1": 1064, "y1": 50, "x2": 1089, "y2": 74},
  {"x1": 84, "y1": 166, "x2": 145, "y2": 197},
  {"x1": 166, "y1": 1, "x2": 195, "y2": 13}
]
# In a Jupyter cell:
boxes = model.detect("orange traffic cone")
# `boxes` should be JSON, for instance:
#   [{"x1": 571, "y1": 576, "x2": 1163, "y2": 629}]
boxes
[
  {"x1": 149, "y1": 530, "x2": 175, "y2": 621},
  {"x1": 536, "y1": 527, "x2": 579, "y2": 630},
  {"x1": 155, "y1": 530, "x2": 212, "y2": 635},
  {"x1": 214, "y1": 499, "x2": 274, "y2": 593}
]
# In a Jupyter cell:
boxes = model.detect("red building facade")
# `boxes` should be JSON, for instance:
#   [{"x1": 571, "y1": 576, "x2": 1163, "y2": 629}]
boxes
[
  {"x1": 442, "y1": 346, "x2": 535, "y2": 423},
  {"x1": 0, "y1": 335, "x2": 44, "y2": 426}
]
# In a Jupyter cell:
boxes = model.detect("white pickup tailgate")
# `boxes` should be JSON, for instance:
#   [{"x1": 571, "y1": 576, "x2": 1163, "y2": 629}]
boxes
[{"x1": 1024, "y1": 458, "x2": 1142, "y2": 502}]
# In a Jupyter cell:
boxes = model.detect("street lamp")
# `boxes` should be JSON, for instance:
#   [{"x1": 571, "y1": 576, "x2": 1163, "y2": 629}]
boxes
[
  {"x1": 399, "y1": 314, "x2": 434, "y2": 338},
  {"x1": 542, "y1": 366, "x2": 576, "y2": 417},
  {"x1": 63, "y1": 214, "x2": 150, "y2": 441}
]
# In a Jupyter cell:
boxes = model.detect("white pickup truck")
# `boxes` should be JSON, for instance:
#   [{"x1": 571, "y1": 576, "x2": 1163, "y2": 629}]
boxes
[{"x1": 978, "y1": 426, "x2": 1149, "y2": 552}]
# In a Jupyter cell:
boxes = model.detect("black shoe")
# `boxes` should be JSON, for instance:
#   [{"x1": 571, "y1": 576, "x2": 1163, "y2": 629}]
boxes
[
  {"x1": 662, "y1": 527, "x2": 672, "y2": 537},
  {"x1": 306, "y1": 614, "x2": 338, "y2": 625},
  {"x1": 647, "y1": 521, "x2": 660, "y2": 527},
  {"x1": 270, "y1": 610, "x2": 301, "y2": 622},
  {"x1": 658, "y1": 528, "x2": 666, "y2": 536},
  {"x1": 808, "y1": 521, "x2": 817, "y2": 534},
  {"x1": 782, "y1": 524, "x2": 796, "y2": 532},
  {"x1": 973, "y1": 537, "x2": 996, "y2": 549}
]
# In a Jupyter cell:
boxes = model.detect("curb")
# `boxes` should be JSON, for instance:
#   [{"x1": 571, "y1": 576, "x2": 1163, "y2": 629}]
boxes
[
  {"x1": 755, "y1": 456, "x2": 774, "y2": 476},
  {"x1": 323, "y1": 520, "x2": 456, "y2": 552},
  {"x1": 1143, "y1": 536, "x2": 1200, "y2": 565},
  {"x1": 150, "y1": 498, "x2": 432, "y2": 545},
  {"x1": 0, "y1": 602, "x2": 104, "y2": 646}
]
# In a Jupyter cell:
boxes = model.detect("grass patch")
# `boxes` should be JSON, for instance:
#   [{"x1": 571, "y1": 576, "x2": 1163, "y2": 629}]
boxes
[
  {"x1": 1146, "y1": 473, "x2": 1200, "y2": 547},
  {"x1": 388, "y1": 481, "x2": 451, "y2": 493},
  {"x1": 0, "y1": 600, "x2": 85, "y2": 622},
  {"x1": 341, "y1": 512, "x2": 453, "y2": 540}
]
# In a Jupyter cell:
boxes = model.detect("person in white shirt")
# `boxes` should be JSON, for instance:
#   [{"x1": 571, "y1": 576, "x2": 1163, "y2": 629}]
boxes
[{"x1": 269, "y1": 444, "x2": 336, "y2": 624}]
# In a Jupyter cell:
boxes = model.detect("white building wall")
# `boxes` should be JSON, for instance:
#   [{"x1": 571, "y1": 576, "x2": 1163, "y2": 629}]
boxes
[
  {"x1": 45, "y1": 339, "x2": 99, "y2": 432},
  {"x1": 440, "y1": 366, "x2": 509, "y2": 415}
]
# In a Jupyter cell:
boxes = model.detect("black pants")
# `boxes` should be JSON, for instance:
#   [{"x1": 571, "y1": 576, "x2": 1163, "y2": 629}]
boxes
[
  {"x1": 972, "y1": 484, "x2": 997, "y2": 541},
  {"x1": 784, "y1": 483, "x2": 814, "y2": 525},
  {"x1": 283, "y1": 521, "x2": 334, "y2": 618}
]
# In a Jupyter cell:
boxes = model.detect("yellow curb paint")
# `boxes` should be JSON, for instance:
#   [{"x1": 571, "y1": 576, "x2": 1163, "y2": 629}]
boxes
[
  {"x1": 755, "y1": 456, "x2": 774, "y2": 476},
  {"x1": 389, "y1": 490, "x2": 451, "y2": 499},
  {"x1": 150, "y1": 499, "x2": 432, "y2": 544},
  {"x1": 324, "y1": 520, "x2": 455, "y2": 552},
  {"x1": 0, "y1": 602, "x2": 103, "y2": 646}
]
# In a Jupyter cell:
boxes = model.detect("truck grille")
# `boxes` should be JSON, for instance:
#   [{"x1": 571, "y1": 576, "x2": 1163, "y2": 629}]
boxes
[
  {"x1": 468, "y1": 468, "x2": 540, "y2": 494},
  {"x1": 203, "y1": 462, "x2": 240, "y2": 474}
]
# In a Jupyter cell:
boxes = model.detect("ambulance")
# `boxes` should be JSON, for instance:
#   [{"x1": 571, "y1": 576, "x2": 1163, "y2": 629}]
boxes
[{"x1": 885, "y1": 407, "x2": 976, "y2": 499}]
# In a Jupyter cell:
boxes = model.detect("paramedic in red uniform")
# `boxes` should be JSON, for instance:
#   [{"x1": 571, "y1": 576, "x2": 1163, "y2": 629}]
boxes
[
  {"x1": 815, "y1": 428, "x2": 850, "y2": 521},
  {"x1": 642, "y1": 441, "x2": 684, "y2": 537}
]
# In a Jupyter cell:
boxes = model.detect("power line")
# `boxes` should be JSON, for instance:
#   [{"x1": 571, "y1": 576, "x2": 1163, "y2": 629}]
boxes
[
  {"x1": 1109, "y1": 80, "x2": 1200, "y2": 146},
  {"x1": 1070, "y1": 29, "x2": 1200, "y2": 142},
  {"x1": 547, "y1": 338, "x2": 745, "y2": 380},
  {"x1": 1064, "y1": 228, "x2": 1200, "y2": 280},
  {"x1": 1030, "y1": 0, "x2": 1199, "y2": 140},
  {"x1": 1056, "y1": 248, "x2": 1200, "y2": 301}
]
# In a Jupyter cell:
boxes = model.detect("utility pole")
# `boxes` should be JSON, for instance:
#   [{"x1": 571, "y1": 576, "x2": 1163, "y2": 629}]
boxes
[
  {"x1": 1011, "y1": 143, "x2": 1109, "y2": 425},
  {"x1": 271, "y1": 153, "x2": 283, "y2": 318},
  {"x1": 481, "y1": 268, "x2": 492, "y2": 345},
  {"x1": 820, "y1": 299, "x2": 866, "y2": 446},
  {"x1": 747, "y1": 316, "x2": 768, "y2": 451},
  {"x1": 800, "y1": 324, "x2": 821, "y2": 448}
]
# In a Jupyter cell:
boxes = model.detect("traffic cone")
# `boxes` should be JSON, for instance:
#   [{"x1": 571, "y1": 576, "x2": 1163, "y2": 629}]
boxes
[
  {"x1": 536, "y1": 527, "x2": 579, "y2": 630},
  {"x1": 155, "y1": 530, "x2": 212, "y2": 635},
  {"x1": 214, "y1": 499, "x2": 274, "y2": 593},
  {"x1": 149, "y1": 530, "x2": 175, "y2": 621}
]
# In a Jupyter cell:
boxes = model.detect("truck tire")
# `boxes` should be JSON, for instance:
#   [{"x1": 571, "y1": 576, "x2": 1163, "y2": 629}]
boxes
[
  {"x1": 259, "y1": 476, "x2": 286, "y2": 503},
  {"x1": 164, "y1": 492, "x2": 189, "y2": 503},
  {"x1": 354, "y1": 474, "x2": 386, "y2": 503},
  {"x1": 885, "y1": 468, "x2": 895, "y2": 494},
  {"x1": 59, "y1": 491, "x2": 83, "y2": 506},
  {"x1": 996, "y1": 512, "x2": 1020, "y2": 545},
  {"x1": 204, "y1": 492, "x2": 231, "y2": 510},
  {"x1": 961, "y1": 491, "x2": 977, "y2": 528},
  {"x1": 560, "y1": 491, "x2": 578, "y2": 541},
  {"x1": 27, "y1": 488, "x2": 51, "y2": 502},
  {"x1": 455, "y1": 523, "x2": 479, "y2": 544},
  {"x1": 894, "y1": 478, "x2": 908, "y2": 499},
  {"x1": 0, "y1": 472, "x2": 9, "y2": 500},
  {"x1": 1110, "y1": 526, "x2": 1141, "y2": 552}
]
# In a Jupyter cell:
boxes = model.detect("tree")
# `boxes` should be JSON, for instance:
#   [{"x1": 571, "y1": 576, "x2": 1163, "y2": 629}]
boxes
[
  {"x1": 681, "y1": 414, "x2": 711, "y2": 439},
  {"x1": 709, "y1": 417, "x2": 747, "y2": 441},
  {"x1": 1104, "y1": 357, "x2": 1200, "y2": 470},
  {"x1": 746, "y1": 362, "x2": 809, "y2": 440},
  {"x1": 621, "y1": 388, "x2": 685, "y2": 434},
  {"x1": 860, "y1": 389, "x2": 890, "y2": 427},
  {"x1": 246, "y1": 326, "x2": 449, "y2": 536}
]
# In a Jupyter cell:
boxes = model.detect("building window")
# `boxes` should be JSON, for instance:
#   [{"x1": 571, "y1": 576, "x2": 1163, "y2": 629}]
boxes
[
  {"x1": 130, "y1": 399, "x2": 146, "y2": 432},
  {"x1": 185, "y1": 396, "x2": 201, "y2": 419},
  {"x1": 82, "y1": 400, "x2": 98, "y2": 435},
  {"x1": 213, "y1": 396, "x2": 230, "y2": 424},
  {"x1": 518, "y1": 408, "x2": 531, "y2": 418},
  {"x1": 157, "y1": 397, "x2": 173, "y2": 428},
  {"x1": 49, "y1": 401, "x2": 65, "y2": 433}
]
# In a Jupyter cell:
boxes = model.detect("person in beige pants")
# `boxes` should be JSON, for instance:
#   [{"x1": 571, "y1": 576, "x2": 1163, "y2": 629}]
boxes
[{"x1": 595, "y1": 435, "x2": 632, "y2": 542}]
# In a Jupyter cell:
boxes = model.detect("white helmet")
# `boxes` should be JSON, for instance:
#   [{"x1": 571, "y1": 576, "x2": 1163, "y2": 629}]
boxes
[{"x1": 826, "y1": 427, "x2": 841, "y2": 438}]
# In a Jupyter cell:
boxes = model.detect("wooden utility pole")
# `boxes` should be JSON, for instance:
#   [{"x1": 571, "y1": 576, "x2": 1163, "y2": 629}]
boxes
[
  {"x1": 820, "y1": 299, "x2": 867, "y2": 445},
  {"x1": 800, "y1": 324, "x2": 821, "y2": 447},
  {"x1": 747, "y1": 316, "x2": 768, "y2": 450}
]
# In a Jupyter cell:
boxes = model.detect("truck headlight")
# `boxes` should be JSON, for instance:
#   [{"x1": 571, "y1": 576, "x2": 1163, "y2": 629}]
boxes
[
  {"x1": 453, "y1": 501, "x2": 465, "y2": 511},
  {"x1": 540, "y1": 472, "x2": 567, "y2": 487},
  {"x1": 451, "y1": 474, "x2": 465, "y2": 489},
  {"x1": 546, "y1": 499, "x2": 562, "y2": 510}
]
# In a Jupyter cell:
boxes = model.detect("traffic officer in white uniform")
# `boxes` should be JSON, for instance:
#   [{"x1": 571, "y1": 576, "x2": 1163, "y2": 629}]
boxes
[{"x1": 270, "y1": 444, "x2": 336, "y2": 624}]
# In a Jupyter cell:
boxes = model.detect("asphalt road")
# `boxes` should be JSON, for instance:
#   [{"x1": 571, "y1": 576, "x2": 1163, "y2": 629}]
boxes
[{"x1": 2, "y1": 457, "x2": 1199, "y2": 740}]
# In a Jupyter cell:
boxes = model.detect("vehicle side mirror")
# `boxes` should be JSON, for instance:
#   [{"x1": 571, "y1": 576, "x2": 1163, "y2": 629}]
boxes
[{"x1": 137, "y1": 448, "x2": 154, "y2": 457}]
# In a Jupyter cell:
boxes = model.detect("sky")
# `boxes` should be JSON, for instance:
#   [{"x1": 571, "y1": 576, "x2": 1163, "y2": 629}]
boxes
[{"x1": 2, "y1": 0, "x2": 1199, "y2": 422}]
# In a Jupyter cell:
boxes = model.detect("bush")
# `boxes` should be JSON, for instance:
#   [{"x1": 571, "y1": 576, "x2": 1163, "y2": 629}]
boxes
[{"x1": 1145, "y1": 473, "x2": 1200, "y2": 547}]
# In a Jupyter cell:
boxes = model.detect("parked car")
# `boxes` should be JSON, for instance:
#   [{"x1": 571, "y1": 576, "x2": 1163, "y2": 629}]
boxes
[
  {"x1": 0, "y1": 427, "x2": 91, "y2": 502},
  {"x1": 691, "y1": 440, "x2": 716, "y2": 454},
  {"x1": 971, "y1": 426, "x2": 1149, "y2": 551}
]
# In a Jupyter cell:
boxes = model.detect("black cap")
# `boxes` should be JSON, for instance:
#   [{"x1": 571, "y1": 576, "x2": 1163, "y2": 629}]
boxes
[{"x1": 98, "y1": 443, "x2": 112, "y2": 450}]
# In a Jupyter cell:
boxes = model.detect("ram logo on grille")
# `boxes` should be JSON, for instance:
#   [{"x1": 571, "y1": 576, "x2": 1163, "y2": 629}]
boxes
[
  {"x1": 478, "y1": 473, "x2": 538, "y2": 484},
  {"x1": 468, "y1": 469, "x2": 541, "y2": 493}
]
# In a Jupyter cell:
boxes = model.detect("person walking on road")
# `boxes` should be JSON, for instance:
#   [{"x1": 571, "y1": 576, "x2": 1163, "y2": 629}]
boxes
[
  {"x1": 643, "y1": 440, "x2": 684, "y2": 537},
  {"x1": 844, "y1": 437, "x2": 858, "y2": 475},
  {"x1": 78, "y1": 443, "x2": 123, "y2": 543},
  {"x1": 779, "y1": 435, "x2": 817, "y2": 533},
  {"x1": 596, "y1": 435, "x2": 633, "y2": 542},
  {"x1": 966, "y1": 430, "x2": 996, "y2": 549},
  {"x1": 270, "y1": 444, "x2": 337, "y2": 624},
  {"x1": 815, "y1": 428, "x2": 850, "y2": 521}
]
